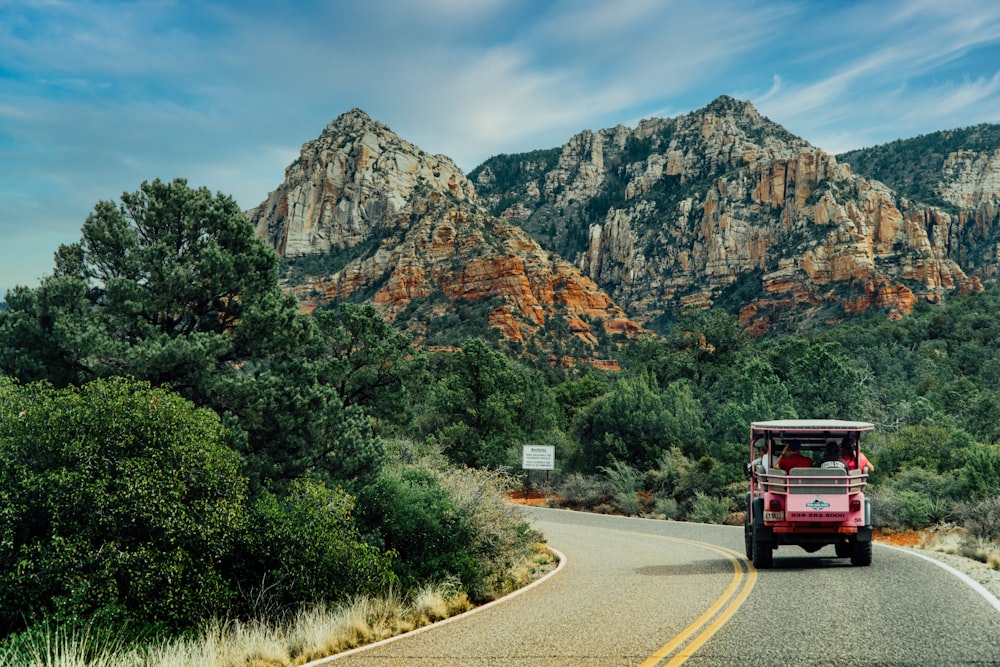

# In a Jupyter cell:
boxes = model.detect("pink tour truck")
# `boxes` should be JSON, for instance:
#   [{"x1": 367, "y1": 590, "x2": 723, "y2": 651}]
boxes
[{"x1": 745, "y1": 419, "x2": 875, "y2": 568}]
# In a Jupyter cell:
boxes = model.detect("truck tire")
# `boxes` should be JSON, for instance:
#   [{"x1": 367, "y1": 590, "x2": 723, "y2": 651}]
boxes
[
  {"x1": 752, "y1": 523, "x2": 773, "y2": 569},
  {"x1": 744, "y1": 493, "x2": 754, "y2": 559},
  {"x1": 851, "y1": 539, "x2": 872, "y2": 566}
]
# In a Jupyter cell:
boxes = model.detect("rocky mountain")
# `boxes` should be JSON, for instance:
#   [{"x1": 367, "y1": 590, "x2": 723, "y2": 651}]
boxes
[
  {"x1": 472, "y1": 96, "x2": 993, "y2": 334},
  {"x1": 250, "y1": 97, "x2": 1000, "y2": 354},
  {"x1": 838, "y1": 124, "x2": 1000, "y2": 283},
  {"x1": 247, "y1": 110, "x2": 641, "y2": 365},
  {"x1": 838, "y1": 124, "x2": 1000, "y2": 210}
]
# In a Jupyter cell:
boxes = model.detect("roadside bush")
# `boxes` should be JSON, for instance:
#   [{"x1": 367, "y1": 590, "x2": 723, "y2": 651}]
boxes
[
  {"x1": 687, "y1": 492, "x2": 730, "y2": 524},
  {"x1": 956, "y1": 496, "x2": 1000, "y2": 542},
  {"x1": 653, "y1": 448, "x2": 717, "y2": 507},
  {"x1": 871, "y1": 489, "x2": 906, "y2": 529},
  {"x1": 434, "y1": 466, "x2": 537, "y2": 600},
  {"x1": 871, "y1": 488, "x2": 939, "y2": 529},
  {"x1": 962, "y1": 445, "x2": 1000, "y2": 496},
  {"x1": 357, "y1": 446, "x2": 537, "y2": 602},
  {"x1": 600, "y1": 460, "x2": 642, "y2": 516},
  {"x1": 653, "y1": 496, "x2": 680, "y2": 519},
  {"x1": 875, "y1": 425, "x2": 956, "y2": 476},
  {"x1": 357, "y1": 466, "x2": 480, "y2": 596},
  {"x1": 888, "y1": 467, "x2": 966, "y2": 501},
  {"x1": 557, "y1": 473, "x2": 609, "y2": 510},
  {"x1": 0, "y1": 377, "x2": 247, "y2": 635},
  {"x1": 231, "y1": 479, "x2": 396, "y2": 618}
]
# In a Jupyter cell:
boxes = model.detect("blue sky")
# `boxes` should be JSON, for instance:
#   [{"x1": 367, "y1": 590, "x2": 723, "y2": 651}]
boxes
[{"x1": 3, "y1": 0, "x2": 1000, "y2": 297}]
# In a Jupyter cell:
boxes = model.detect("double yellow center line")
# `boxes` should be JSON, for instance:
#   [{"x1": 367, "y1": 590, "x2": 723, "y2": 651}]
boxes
[{"x1": 638, "y1": 537, "x2": 757, "y2": 667}]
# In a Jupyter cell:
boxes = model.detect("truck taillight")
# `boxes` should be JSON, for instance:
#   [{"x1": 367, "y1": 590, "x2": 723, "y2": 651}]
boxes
[
  {"x1": 850, "y1": 499, "x2": 861, "y2": 511},
  {"x1": 769, "y1": 498, "x2": 783, "y2": 511}
]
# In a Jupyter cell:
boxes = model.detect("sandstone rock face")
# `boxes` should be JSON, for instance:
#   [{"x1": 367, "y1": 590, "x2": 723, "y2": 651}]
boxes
[
  {"x1": 248, "y1": 110, "x2": 641, "y2": 355},
  {"x1": 939, "y1": 149, "x2": 1000, "y2": 210},
  {"x1": 255, "y1": 98, "x2": 998, "y2": 346},
  {"x1": 249, "y1": 109, "x2": 475, "y2": 258},
  {"x1": 473, "y1": 96, "x2": 988, "y2": 333}
]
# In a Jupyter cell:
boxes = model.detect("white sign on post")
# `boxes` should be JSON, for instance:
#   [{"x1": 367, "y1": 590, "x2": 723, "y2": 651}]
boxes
[{"x1": 522, "y1": 445, "x2": 555, "y2": 470}]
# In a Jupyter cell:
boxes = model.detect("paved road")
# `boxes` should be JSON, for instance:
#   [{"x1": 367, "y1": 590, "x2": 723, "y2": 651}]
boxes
[{"x1": 323, "y1": 506, "x2": 1000, "y2": 666}]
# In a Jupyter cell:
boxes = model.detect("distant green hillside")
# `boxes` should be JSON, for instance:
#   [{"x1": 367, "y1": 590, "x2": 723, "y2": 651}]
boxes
[{"x1": 838, "y1": 123, "x2": 1000, "y2": 210}]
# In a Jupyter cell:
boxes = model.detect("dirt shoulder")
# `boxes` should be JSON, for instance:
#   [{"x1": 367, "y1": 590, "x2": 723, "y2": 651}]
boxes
[{"x1": 874, "y1": 528, "x2": 1000, "y2": 603}]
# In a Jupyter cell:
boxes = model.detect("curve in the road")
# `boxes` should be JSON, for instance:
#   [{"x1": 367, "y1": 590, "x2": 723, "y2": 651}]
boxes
[
  {"x1": 307, "y1": 527, "x2": 758, "y2": 667},
  {"x1": 625, "y1": 533, "x2": 756, "y2": 667}
]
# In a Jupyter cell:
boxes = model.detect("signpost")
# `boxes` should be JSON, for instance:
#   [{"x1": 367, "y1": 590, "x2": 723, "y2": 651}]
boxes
[
  {"x1": 522, "y1": 445, "x2": 555, "y2": 470},
  {"x1": 522, "y1": 445, "x2": 555, "y2": 500}
]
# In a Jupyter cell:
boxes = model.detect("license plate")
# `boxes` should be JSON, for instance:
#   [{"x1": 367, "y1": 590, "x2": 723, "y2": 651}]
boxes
[{"x1": 763, "y1": 510, "x2": 784, "y2": 522}]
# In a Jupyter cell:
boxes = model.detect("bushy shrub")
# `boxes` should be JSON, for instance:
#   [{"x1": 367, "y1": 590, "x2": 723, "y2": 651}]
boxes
[
  {"x1": 888, "y1": 467, "x2": 966, "y2": 501},
  {"x1": 871, "y1": 489, "x2": 904, "y2": 529},
  {"x1": 871, "y1": 490, "x2": 904, "y2": 529},
  {"x1": 875, "y1": 425, "x2": 955, "y2": 476},
  {"x1": 231, "y1": 479, "x2": 396, "y2": 617},
  {"x1": 651, "y1": 448, "x2": 717, "y2": 507},
  {"x1": 956, "y1": 496, "x2": 1000, "y2": 542},
  {"x1": 434, "y1": 467, "x2": 536, "y2": 600},
  {"x1": 871, "y1": 488, "x2": 939, "y2": 529},
  {"x1": 687, "y1": 492, "x2": 730, "y2": 524},
  {"x1": 0, "y1": 377, "x2": 247, "y2": 634},
  {"x1": 962, "y1": 445, "x2": 1000, "y2": 495},
  {"x1": 653, "y1": 496, "x2": 680, "y2": 519},
  {"x1": 357, "y1": 466, "x2": 480, "y2": 595},
  {"x1": 574, "y1": 376, "x2": 705, "y2": 471},
  {"x1": 600, "y1": 460, "x2": 642, "y2": 516},
  {"x1": 897, "y1": 490, "x2": 935, "y2": 528},
  {"x1": 557, "y1": 473, "x2": 609, "y2": 509}
]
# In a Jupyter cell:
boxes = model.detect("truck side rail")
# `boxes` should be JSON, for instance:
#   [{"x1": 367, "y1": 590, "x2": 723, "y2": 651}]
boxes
[{"x1": 757, "y1": 468, "x2": 867, "y2": 494}]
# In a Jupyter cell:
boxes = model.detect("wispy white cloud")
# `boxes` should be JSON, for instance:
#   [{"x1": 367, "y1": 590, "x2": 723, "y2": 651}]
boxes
[
  {"x1": 2, "y1": 0, "x2": 1000, "y2": 296},
  {"x1": 751, "y1": 0, "x2": 1000, "y2": 151}
]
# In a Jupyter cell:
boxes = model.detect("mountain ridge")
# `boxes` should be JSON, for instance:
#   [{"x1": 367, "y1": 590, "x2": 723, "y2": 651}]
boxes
[{"x1": 249, "y1": 96, "x2": 999, "y2": 352}]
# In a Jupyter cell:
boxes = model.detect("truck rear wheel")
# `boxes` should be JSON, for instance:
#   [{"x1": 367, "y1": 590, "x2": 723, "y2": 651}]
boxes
[
  {"x1": 752, "y1": 523, "x2": 773, "y2": 569},
  {"x1": 851, "y1": 539, "x2": 872, "y2": 566}
]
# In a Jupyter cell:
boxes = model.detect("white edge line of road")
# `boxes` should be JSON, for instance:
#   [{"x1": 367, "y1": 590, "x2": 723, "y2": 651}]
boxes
[
  {"x1": 882, "y1": 544, "x2": 1000, "y2": 614},
  {"x1": 302, "y1": 545, "x2": 568, "y2": 665}
]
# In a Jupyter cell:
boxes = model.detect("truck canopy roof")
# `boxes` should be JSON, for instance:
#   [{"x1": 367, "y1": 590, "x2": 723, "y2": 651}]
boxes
[
  {"x1": 751, "y1": 419, "x2": 875, "y2": 443},
  {"x1": 751, "y1": 419, "x2": 875, "y2": 431}
]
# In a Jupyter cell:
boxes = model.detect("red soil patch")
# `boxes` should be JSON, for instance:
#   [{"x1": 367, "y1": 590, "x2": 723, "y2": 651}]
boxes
[
  {"x1": 872, "y1": 528, "x2": 923, "y2": 547},
  {"x1": 508, "y1": 490, "x2": 550, "y2": 507}
]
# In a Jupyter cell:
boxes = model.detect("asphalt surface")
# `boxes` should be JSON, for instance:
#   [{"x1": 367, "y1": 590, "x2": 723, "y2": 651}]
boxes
[{"x1": 322, "y1": 507, "x2": 1000, "y2": 666}]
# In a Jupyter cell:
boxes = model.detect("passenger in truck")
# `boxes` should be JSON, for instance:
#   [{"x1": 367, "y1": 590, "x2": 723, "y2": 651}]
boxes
[
  {"x1": 776, "y1": 440, "x2": 813, "y2": 471},
  {"x1": 748, "y1": 440, "x2": 778, "y2": 474},
  {"x1": 841, "y1": 439, "x2": 875, "y2": 474},
  {"x1": 820, "y1": 441, "x2": 848, "y2": 470}
]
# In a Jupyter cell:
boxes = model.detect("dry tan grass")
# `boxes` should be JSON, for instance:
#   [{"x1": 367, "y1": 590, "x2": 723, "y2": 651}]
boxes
[
  {"x1": 921, "y1": 528, "x2": 1000, "y2": 571},
  {"x1": 0, "y1": 581, "x2": 474, "y2": 667}
]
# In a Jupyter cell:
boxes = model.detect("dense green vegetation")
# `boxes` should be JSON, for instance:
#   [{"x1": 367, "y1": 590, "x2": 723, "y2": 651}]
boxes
[
  {"x1": 2, "y1": 178, "x2": 1000, "y2": 656},
  {"x1": 467, "y1": 147, "x2": 561, "y2": 194},
  {"x1": 0, "y1": 180, "x2": 537, "y2": 646}
]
